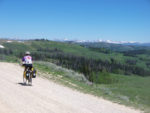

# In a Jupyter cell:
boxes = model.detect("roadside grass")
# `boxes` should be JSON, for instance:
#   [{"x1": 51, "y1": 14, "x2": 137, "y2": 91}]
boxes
[
  {"x1": 0, "y1": 55, "x2": 19, "y2": 63},
  {"x1": 104, "y1": 75, "x2": 150, "y2": 112},
  {"x1": 34, "y1": 61, "x2": 150, "y2": 113},
  {"x1": 34, "y1": 61, "x2": 88, "y2": 82}
]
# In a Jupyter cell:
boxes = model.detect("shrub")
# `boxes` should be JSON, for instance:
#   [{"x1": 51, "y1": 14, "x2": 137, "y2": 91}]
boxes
[{"x1": 92, "y1": 69, "x2": 117, "y2": 84}]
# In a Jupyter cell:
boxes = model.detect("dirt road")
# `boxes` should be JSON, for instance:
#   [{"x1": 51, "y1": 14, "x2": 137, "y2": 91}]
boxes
[{"x1": 0, "y1": 62, "x2": 142, "y2": 113}]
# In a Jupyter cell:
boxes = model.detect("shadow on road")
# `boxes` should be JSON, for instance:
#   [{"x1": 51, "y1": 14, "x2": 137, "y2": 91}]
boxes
[{"x1": 17, "y1": 82, "x2": 32, "y2": 86}]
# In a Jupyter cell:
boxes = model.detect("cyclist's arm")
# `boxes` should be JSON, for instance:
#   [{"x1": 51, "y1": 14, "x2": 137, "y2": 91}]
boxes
[
  {"x1": 31, "y1": 56, "x2": 33, "y2": 64},
  {"x1": 21, "y1": 57, "x2": 26, "y2": 66}
]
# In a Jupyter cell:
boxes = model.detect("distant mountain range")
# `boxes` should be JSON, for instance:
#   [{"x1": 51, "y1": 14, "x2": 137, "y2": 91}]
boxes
[
  {"x1": 52, "y1": 39, "x2": 150, "y2": 47},
  {"x1": 76, "y1": 40, "x2": 150, "y2": 47},
  {"x1": 1, "y1": 38, "x2": 150, "y2": 50},
  {"x1": 123, "y1": 42, "x2": 150, "y2": 46},
  {"x1": 65, "y1": 40, "x2": 150, "y2": 52}
]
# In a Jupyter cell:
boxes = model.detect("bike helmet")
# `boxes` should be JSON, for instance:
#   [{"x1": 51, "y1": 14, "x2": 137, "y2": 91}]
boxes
[{"x1": 25, "y1": 51, "x2": 30, "y2": 55}]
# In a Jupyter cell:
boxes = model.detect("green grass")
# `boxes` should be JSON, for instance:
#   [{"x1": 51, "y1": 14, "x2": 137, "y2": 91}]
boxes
[
  {"x1": 34, "y1": 61, "x2": 88, "y2": 82},
  {"x1": 30, "y1": 41, "x2": 113, "y2": 60},
  {"x1": 34, "y1": 61, "x2": 150, "y2": 113},
  {"x1": 3, "y1": 42, "x2": 32, "y2": 52},
  {"x1": 104, "y1": 75, "x2": 150, "y2": 111},
  {"x1": 0, "y1": 54, "x2": 19, "y2": 63}
]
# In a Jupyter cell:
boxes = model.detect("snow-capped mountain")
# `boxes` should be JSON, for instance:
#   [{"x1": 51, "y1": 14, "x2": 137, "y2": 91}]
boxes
[
  {"x1": 73, "y1": 39, "x2": 141, "y2": 44},
  {"x1": 54, "y1": 38, "x2": 150, "y2": 46},
  {"x1": 57, "y1": 39, "x2": 150, "y2": 46}
]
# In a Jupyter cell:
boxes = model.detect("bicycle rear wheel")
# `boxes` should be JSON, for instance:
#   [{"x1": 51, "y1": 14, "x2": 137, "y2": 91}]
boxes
[
  {"x1": 23, "y1": 73, "x2": 27, "y2": 84},
  {"x1": 29, "y1": 75, "x2": 32, "y2": 85},
  {"x1": 27, "y1": 73, "x2": 32, "y2": 86}
]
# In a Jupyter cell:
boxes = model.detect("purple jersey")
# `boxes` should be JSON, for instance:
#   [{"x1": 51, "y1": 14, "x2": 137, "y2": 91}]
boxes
[{"x1": 22, "y1": 55, "x2": 32, "y2": 64}]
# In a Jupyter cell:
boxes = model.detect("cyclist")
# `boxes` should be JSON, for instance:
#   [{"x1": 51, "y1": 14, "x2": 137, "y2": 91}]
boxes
[{"x1": 22, "y1": 51, "x2": 33, "y2": 77}]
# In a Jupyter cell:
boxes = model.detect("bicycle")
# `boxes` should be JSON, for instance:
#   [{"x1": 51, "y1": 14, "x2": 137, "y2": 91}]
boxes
[{"x1": 23, "y1": 67, "x2": 32, "y2": 85}]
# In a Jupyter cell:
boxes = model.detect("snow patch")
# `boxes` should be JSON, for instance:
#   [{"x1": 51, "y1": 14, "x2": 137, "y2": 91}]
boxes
[
  {"x1": 7, "y1": 40, "x2": 12, "y2": 43},
  {"x1": 53, "y1": 39, "x2": 141, "y2": 44},
  {"x1": 74, "y1": 39, "x2": 139, "y2": 44},
  {"x1": 0, "y1": 45, "x2": 5, "y2": 48}
]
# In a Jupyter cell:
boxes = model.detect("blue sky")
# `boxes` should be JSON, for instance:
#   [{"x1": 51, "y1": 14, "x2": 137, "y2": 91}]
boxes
[{"x1": 0, "y1": 0, "x2": 150, "y2": 42}]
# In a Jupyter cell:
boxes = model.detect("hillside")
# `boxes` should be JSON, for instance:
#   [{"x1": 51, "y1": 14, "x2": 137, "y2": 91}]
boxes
[
  {"x1": 0, "y1": 39, "x2": 150, "y2": 112},
  {"x1": 0, "y1": 39, "x2": 150, "y2": 78}
]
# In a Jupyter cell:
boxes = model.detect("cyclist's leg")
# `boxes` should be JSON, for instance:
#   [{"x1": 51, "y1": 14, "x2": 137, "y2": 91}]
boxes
[
  {"x1": 29, "y1": 64, "x2": 33, "y2": 70},
  {"x1": 24, "y1": 65, "x2": 27, "y2": 78}
]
